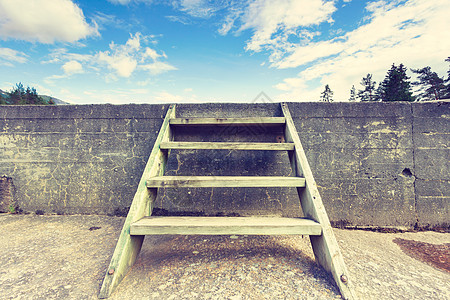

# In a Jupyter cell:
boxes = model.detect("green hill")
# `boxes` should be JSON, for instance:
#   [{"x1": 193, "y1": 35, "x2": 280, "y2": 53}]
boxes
[
  {"x1": 0, "y1": 88, "x2": 69, "y2": 105},
  {"x1": 40, "y1": 95, "x2": 70, "y2": 105}
]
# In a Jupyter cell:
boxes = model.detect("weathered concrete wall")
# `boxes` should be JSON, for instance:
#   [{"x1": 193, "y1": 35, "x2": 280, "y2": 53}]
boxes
[
  {"x1": 412, "y1": 102, "x2": 449, "y2": 227},
  {"x1": 289, "y1": 102, "x2": 416, "y2": 227},
  {"x1": 0, "y1": 102, "x2": 448, "y2": 227},
  {"x1": 0, "y1": 104, "x2": 168, "y2": 215}
]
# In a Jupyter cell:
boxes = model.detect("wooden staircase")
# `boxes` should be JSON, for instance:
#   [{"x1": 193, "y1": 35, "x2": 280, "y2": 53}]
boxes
[{"x1": 98, "y1": 103, "x2": 357, "y2": 299}]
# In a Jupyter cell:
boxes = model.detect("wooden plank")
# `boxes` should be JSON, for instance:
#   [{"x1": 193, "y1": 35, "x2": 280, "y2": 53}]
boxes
[
  {"x1": 160, "y1": 141, "x2": 294, "y2": 151},
  {"x1": 170, "y1": 117, "x2": 285, "y2": 126},
  {"x1": 146, "y1": 176, "x2": 305, "y2": 188},
  {"x1": 131, "y1": 216, "x2": 322, "y2": 236},
  {"x1": 98, "y1": 104, "x2": 176, "y2": 299},
  {"x1": 282, "y1": 103, "x2": 357, "y2": 300}
]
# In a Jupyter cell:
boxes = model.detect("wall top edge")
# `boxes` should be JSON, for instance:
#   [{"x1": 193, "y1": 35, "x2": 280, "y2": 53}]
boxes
[{"x1": 1, "y1": 102, "x2": 447, "y2": 120}]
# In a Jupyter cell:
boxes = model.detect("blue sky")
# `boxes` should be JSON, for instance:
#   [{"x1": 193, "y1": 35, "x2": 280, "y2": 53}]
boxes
[{"x1": 0, "y1": 0, "x2": 449, "y2": 104}]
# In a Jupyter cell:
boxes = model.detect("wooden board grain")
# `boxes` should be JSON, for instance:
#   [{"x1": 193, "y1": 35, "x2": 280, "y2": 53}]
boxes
[
  {"x1": 160, "y1": 141, "x2": 294, "y2": 150},
  {"x1": 146, "y1": 176, "x2": 306, "y2": 188},
  {"x1": 131, "y1": 216, "x2": 322, "y2": 235},
  {"x1": 169, "y1": 117, "x2": 285, "y2": 126}
]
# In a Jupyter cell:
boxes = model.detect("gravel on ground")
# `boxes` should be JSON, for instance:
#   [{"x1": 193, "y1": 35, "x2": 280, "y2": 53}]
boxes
[{"x1": 0, "y1": 214, "x2": 448, "y2": 300}]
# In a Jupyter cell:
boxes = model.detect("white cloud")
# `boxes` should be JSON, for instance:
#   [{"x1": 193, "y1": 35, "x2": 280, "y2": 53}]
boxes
[
  {"x1": 143, "y1": 47, "x2": 163, "y2": 61},
  {"x1": 45, "y1": 32, "x2": 176, "y2": 81},
  {"x1": 109, "y1": 0, "x2": 337, "y2": 66},
  {"x1": 165, "y1": 15, "x2": 192, "y2": 25},
  {"x1": 152, "y1": 90, "x2": 201, "y2": 103},
  {"x1": 199, "y1": 0, "x2": 338, "y2": 64},
  {"x1": 0, "y1": 47, "x2": 28, "y2": 65},
  {"x1": 218, "y1": 14, "x2": 238, "y2": 35},
  {"x1": 44, "y1": 60, "x2": 85, "y2": 84},
  {"x1": 30, "y1": 83, "x2": 54, "y2": 97},
  {"x1": 80, "y1": 88, "x2": 199, "y2": 105},
  {"x1": 95, "y1": 33, "x2": 175, "y2": 78},
  {"x1": 62, "y1": 60, "x2": 83, "y2": 75},
  {"x1": 97, "y1": 51, "x2": 138, "y2": 78},
  {"x1": 125, "y1": 33, "x2": 141, "y2": 50},
  {"x1": 63, "y1": 89, "x2": 121, "y2": 104},
  {"x1": 153, "y1": 91, "x2": 184, "y2": 103},
  {"x1": 273, "y1": 0, "x2": 450, "y2": 101},
  {"x1": 276, "y1": 40, "x2": 345, "y2": 69},
  {"x1": 229, "y1": 0, "x2": 336, "y2": 64},
  {"x1": 112, "y1": 0, "x2": 228, "y2": 20},
  {"x1": 43, "y1": 48, "x2": 94, "y2": 65},
  {"x1": 140, "y1": 61, "x2": 177, "y2": 75},
  {"x1": 77, "y1": 88, "x2": 156, "y2": 104},
  {"x1": 92, "y1": 12, "x2": 129, "y2": 31},
  {"x1": 174, "y1": 0, "x2": 218, "y2": 18},
  {"x1": 0, "y1": 0, "x2": 98, "y2": 43},
  {"x1": 108, "y1": 0, "x2": 133, "y2": 4}
]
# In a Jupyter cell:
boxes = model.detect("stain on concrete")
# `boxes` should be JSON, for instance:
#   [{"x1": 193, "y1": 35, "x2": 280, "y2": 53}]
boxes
[
  {"x1": 0, "y1": 176, "x2": 15, "y2": 213},
  {"x1": 393, "y1": 238, "x2": 450, "y2": 273}
]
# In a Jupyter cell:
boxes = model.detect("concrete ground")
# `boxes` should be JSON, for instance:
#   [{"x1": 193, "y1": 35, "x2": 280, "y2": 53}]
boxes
[{"x1": 0, "y1": 214, "x2": 448, "y2": 300}]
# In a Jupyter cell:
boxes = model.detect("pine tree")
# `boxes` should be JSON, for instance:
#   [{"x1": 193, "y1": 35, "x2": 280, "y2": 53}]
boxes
[
  {"x1": 411, "y1": 66, "x2": 446, "y2": 101},
  {"x1": 357, "y1": 74, "x2": 377, "y2": 101},
  {"x1": 445, "y1": 57, "x2": 450, "y2": 98},
  {"x1": 349, "y1": 85, "x2": 356, "y2": 101},
  {"x1": 375, "y1": 84, "x2": 383, "y2": 102},
  {"x1": 378, "y1": 63, "x2": 413, "y2": 102},
  {"x1": 6, "y1": 83, "x2": 52, "y2": 105},
  {"x1": 9, "y1": 82, "x2": 25, "y2": 105},
  {"x1": 446, "y1": 57, "x2": 450, "y2": 81},
  {"x1": 320, "y1": 84, "x2": 334, "y2": 102}
]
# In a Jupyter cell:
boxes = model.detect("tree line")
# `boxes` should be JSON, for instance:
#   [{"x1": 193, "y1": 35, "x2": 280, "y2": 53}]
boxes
[
  {"x1": 320, "y1": 57, "x2": 450, "y2": 102},
  {"x1": 0, "y1": 83, "x2": 54, "y2": 105}
]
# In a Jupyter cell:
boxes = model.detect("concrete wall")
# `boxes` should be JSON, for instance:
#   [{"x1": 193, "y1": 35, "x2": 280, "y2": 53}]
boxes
[
  {"x1": 0, "y1": 102, "x2": 448, "y2": 227},
  {"x1": 0, "y1": 104, "x2": 168, "y2": 215},
  {"x1": 412, "y1": 102, "x2": 449, "y2": 227}
]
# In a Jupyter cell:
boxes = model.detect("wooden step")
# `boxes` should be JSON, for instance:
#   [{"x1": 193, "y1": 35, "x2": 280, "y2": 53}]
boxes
[
  {"x1": 169, "y1": 117, "x2": 285, "y2": 126},
  {"x1": 160, "y1": 141, "x2": 294, "y2": 151},
  {"x1": 146, "y1": 176, "x2": 306, "y2": 188},
  {"x1": 130, "y1": 216, "x2": 322, "y2": 235}
]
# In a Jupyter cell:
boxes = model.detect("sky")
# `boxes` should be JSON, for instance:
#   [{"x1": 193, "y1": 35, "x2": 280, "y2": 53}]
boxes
[{"x1": 0, "y1": 0, "x2": 449, "y2": 104}]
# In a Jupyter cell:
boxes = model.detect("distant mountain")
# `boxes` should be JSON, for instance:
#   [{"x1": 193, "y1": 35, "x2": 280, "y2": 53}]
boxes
[
  {"x1": 0, "y1": 89, "x2": 9, "y2": 104},
  {"x1": 40, "y1": 95, "x2": 70, "y2": 105},
  {"x1": 0, "y1": 89, "x2": 70, "y2": 105},
  {"x1": 0, "y1": 89, "x2": 8, "y2": 98}
]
